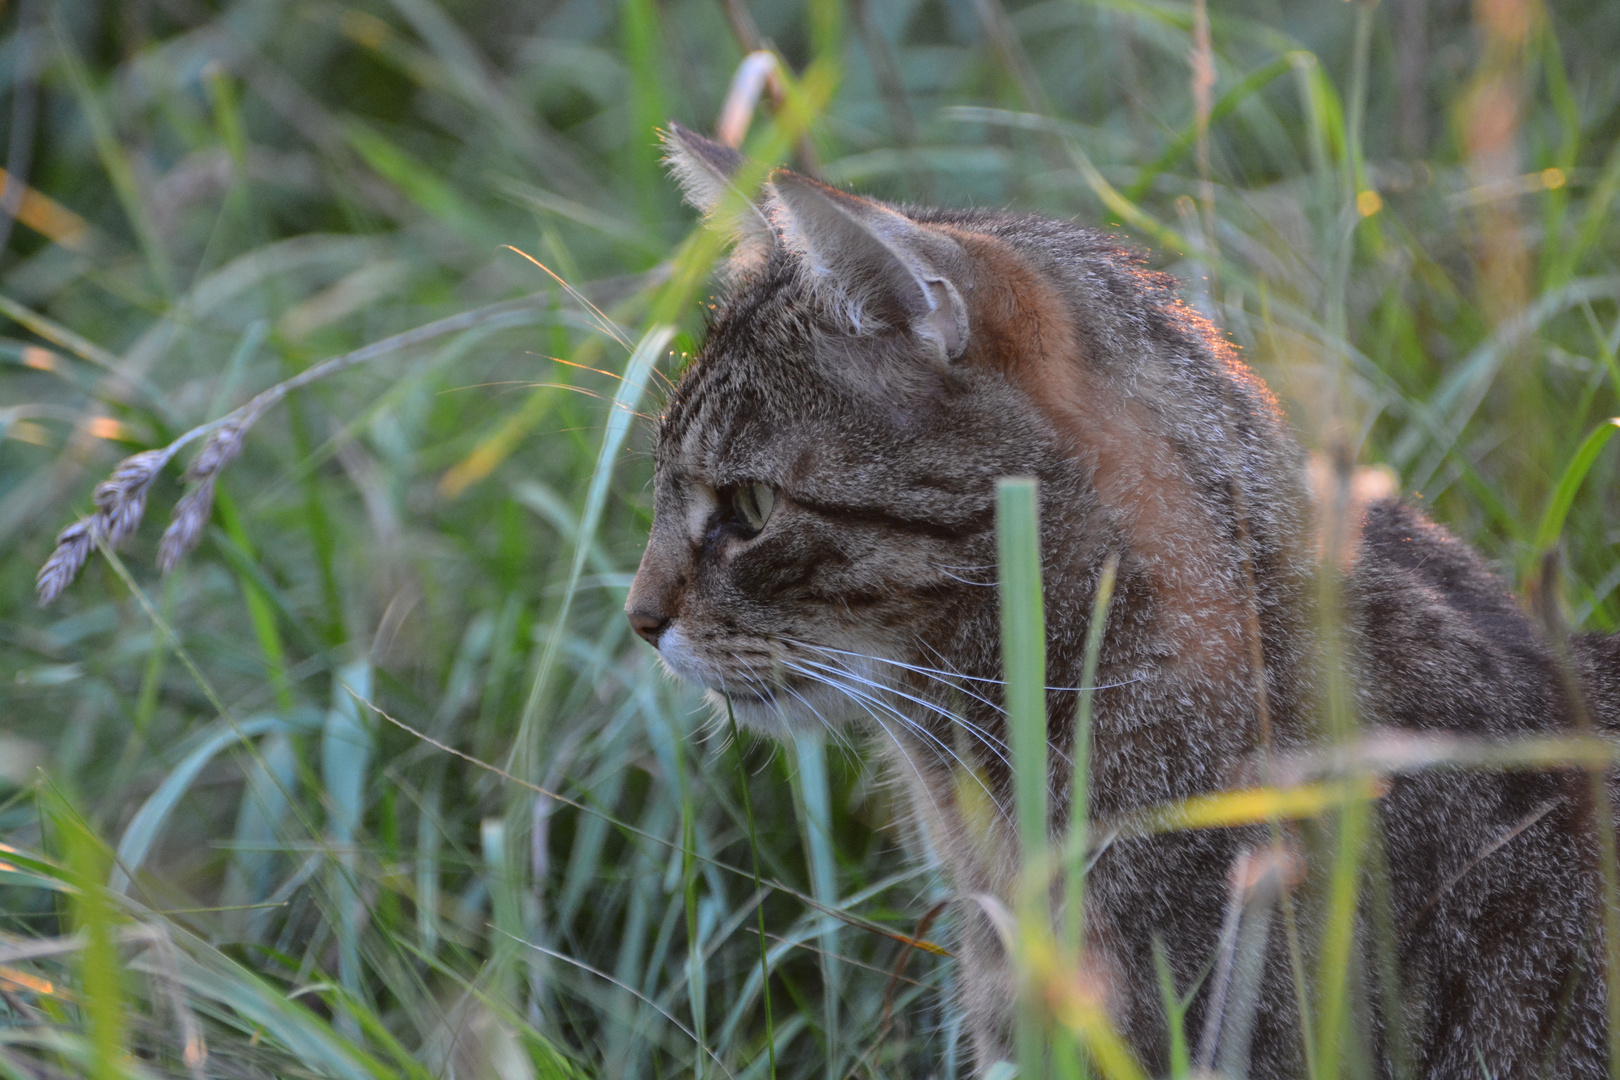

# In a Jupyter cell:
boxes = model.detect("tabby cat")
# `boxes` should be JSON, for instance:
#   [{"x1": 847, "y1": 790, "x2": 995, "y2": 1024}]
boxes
[{"x1": 625, "y1": 123, "x2": 1620, "y2": 1078}]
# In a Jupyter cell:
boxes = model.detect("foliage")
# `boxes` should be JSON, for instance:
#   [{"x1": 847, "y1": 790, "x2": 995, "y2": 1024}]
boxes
[{"x1": 1, "y1": 0, "x2": 1618, "y2": 1076}]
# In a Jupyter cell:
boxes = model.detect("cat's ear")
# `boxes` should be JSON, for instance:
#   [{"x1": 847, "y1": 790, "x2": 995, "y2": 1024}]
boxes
[
  {"x1": 660, "y1": 122, "x2": 775, "y2": 274},
  {"x1": 772, "y1": 171, "x2": 969, "y2": 364}
]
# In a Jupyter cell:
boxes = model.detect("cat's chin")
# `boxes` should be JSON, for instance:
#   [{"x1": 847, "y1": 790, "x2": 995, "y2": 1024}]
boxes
[
  {"x1": 700, "y1": 686, "x2": 841, "y2": 737},
  {"x1": 652, "y1": 673, "x2": 865, "y2": 738}
]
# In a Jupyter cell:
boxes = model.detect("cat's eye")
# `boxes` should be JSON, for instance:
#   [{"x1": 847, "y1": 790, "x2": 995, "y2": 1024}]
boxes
[{"x1": 720, "y1": 481, "x2": 776, "y2": 536}]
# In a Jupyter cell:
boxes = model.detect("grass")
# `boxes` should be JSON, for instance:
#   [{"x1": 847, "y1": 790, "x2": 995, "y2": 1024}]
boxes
[{"x1": 2, "y1": 0, "x2": 1619, "y2": 1076}]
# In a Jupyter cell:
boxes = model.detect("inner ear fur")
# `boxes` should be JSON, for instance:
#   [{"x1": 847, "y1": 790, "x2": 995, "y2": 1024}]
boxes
[
  {"x1": 660, "y1": 122, "x2": 776, "y2": 275},
  {"x1": 771, "y1": 172, "x2": 970, "y2": 363}
]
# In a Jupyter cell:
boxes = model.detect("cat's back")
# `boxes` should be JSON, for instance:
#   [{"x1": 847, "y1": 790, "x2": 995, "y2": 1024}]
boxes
[
  {"x1": 1344, "y1": 498, "x2": 1610, "y2": 1077},
  {"x1": 1347, "y1": 498, "x2": 1569, "y2": 736}
]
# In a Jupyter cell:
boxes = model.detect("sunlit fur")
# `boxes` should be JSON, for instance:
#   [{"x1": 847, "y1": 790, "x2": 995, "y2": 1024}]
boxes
[{"x1": 629, "y1": 133, "x2": 1620, "y2": 1078}]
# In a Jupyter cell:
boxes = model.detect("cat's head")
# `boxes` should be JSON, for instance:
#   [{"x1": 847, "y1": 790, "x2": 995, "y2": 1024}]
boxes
[{"x1": 626, "y1": 125, "x2": 1072, "y2": 734}]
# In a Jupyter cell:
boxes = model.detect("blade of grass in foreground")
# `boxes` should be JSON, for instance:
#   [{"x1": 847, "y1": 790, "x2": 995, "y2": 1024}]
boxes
[
  {"x1": 52, "y1": 792, "x2": 126, "y2": 1080},
  {"x1": 792, "y1": 731, "x2": 841, "y2": 1079},
  {"x1": 1314, "y1": 458, "x2": 1367, "y2": 1080},
  {"x1": 1066, "y1": 555, "x2": 1117, "y2": 955},
  {"x1": 998, "y1": 476, "x2": 1047, "y2": 1080},
  {"x1": 438, "y1": 55, "x2": 840, "y2": 497},
  {"x1": 997, "y1": 477, "x2": 1048, "y2": 869}
]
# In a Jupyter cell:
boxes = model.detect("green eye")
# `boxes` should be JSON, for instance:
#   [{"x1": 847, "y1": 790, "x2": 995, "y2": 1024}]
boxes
[{"x1": 728, "y1": 481, "x2": 776, "y2": 534}]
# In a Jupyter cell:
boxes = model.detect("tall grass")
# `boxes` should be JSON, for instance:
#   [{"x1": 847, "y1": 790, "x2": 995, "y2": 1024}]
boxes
[{"x1": 1, "y1": 0, "x2": 1618, "y2": 1076}]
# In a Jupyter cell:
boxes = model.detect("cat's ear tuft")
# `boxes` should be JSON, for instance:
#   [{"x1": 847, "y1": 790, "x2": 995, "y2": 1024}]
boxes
[
  {"x1": 660, "y1": 122, "x2": 744, "y2": 217},
  {"x1": 772, "y1": 171, "x2": 969, "y2": 364},
  {"x1": 660, "y1": 122, "x2": 775, "y2": 274}
]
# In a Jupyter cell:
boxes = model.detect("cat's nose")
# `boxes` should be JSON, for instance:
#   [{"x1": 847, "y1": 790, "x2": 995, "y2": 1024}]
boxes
[
  {"x1": 627, "y1": 609, "x2": 670, "y2": 646},
  {"x1": 628, "y1": 533, "x2": 683, "y2": 647}
]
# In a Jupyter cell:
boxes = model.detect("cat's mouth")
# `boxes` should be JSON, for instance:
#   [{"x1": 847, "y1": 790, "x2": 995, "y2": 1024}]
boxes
[
  {"x1": 654, "y1": 624, "x2": 870, "y2": 734},
  {"x1": 710, "y1": 680, "x2": 789, "y2": 707}
]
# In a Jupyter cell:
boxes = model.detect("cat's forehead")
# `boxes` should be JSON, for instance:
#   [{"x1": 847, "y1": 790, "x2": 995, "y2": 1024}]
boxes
[{"x1": 658, "y1": 269, "x2": 832, "y2": 472}]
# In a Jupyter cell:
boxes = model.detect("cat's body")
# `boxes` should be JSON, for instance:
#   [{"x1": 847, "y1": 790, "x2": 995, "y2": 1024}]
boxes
[{"x1": 626, "y1": 125, "x2": 1620, "y2": 1077}]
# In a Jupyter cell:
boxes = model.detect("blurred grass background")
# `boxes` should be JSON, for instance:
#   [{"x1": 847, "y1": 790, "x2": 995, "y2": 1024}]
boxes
[{"x1": 1, "y1": 0, "x2": 1618, "y2": 1076}]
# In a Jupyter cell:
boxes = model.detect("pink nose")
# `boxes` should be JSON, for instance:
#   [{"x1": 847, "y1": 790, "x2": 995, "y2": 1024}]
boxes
[{"x1": 627, "y1": 609, "x2": 670, "y2": 646}]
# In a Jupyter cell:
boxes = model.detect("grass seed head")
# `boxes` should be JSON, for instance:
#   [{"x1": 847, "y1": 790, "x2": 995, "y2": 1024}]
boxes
[
  {"x1": 184, "y1": 424, "x2": 244, "y2": 482},
  {"x1": 158, "y1": 478, "x2": 217, "y2": 574},
  {"x1": 91, "y1": 448, "x2": 166, "y2": 549},
  {"x1": 36, "y1": 518, "x2": 96, "y2": 607}
]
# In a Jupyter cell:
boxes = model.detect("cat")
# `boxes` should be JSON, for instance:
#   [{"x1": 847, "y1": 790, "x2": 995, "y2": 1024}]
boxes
[{"x1": 625, "y1": 122, "x2": 1620, "y2": 1078}]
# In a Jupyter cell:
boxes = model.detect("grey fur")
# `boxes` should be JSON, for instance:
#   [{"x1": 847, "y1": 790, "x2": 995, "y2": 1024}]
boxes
[
  {"x1": 631, "y1": 128, "x2": 1619, "y2": 1077},
  {"x1": 773, "y1": 173, "x2": 969, "y2": 361}
]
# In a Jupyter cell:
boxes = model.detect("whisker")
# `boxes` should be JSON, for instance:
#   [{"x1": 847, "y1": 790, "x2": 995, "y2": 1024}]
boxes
[
  {"x1": 519, "y1": 382, "x2": 657, "y2": 419},
  {"x1": 853, "y1": 701, "x2": 961, "y2": 835},
  {"x1": 803, "y1": 640, "x2": 1146, "y2": 695},
  {"x1": 936, "y1": 569, "x2": 996, "y2": 587},
  {"x1": 546, "y1": 355, "x2": 628, "y2": 381},
  {"x1": 545, "y1": 352, "x2": 679, "y2": 395},
  {"x1": 780, "y1": 682, "x2": 860, "y2": 759},
  {"x1": 789, "y1": 647, "x2": 1019, "y2": 776},
  {"x1": 794, "y1": 643, "x2": 1114, "y2": 772},
  {"x1": 787, "y1": 681, "x2": 862, "y2": 759},
  {"x1": 788, "y1": 663, "x2": 1004, "y2": 830},
  {"x1": 501, "y1": 245, "x2": 633, "y2": 350},
  {"x1": 791, "y1": 656, "x2": 1016, "y2": 771},
  {"x1": 786, "y1": 638, "x2": 1006, "y2": 696},
  {"x1": 781, "y1": 661, "x2": 1014, "y2": 826},
  {"x1": 928, "y1": 563, "x2": 998, "y2": 587},
  {"x1": 438, "y1": 380, "x2": 540, "y2": 392},
  {"x1": 795, "y1": 642, "x2": 1014, "y2": 742}
]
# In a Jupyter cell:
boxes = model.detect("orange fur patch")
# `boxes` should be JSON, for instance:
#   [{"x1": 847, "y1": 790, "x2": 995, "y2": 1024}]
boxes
[{"x1": 945, "y1": 229, "x2": 1248, "y2": 673}]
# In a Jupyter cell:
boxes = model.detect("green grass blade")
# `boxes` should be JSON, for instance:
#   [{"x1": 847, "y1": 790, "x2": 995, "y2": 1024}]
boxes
[
  {"x1": 216, "y1": 486, "x2": 293, "y2": 709},
  {"x1": 997, "y1": 477, "x2": 1047, "y2": 865},
  {"x1": 48, "y1": 9, "x2": 172, "y2": 296},
  {"x1": 223, "y1": 730, "x2": 301, "y2": 941},
  {"x1": 792, "y1": 732, "x2": 841, "y2": 1079},
  {"x1": 623, "y1": 0, "x2": 668, "y2": 223},
  {"x1": 161, "y1": 947, "x2": 382, "y2": 1079},
  {"x1": 729, "y1": 705, "x2": 776, "y2": 1080},
  {"x1": 323, "y1": 660, "x2": 374, "y2": 1017},
  {"x1": 997, "y1": 476, "x2": 1047, "y2": 1080},
  {"x1": 50, "y1": 796, "x2": 126, "y2": 1080},
  {"x1": 109, "y1": 715, "x2": 286, "y2": 895},
  {"x1": 342, "y1": 122, "x2": 500, "y2": 245},
  {"x1": 481, "y1": 815, "x2": 526, "y2": 1006},
  {"x1": 510, "y1": 323, "x2": 673, "y2": 775},
  {"x1": 1533, "y1": 418, "x2": 1620, "y2": 553},
  {"x1": 414, "y1": 781, "x2": 442, "y2": 957},
  {"x1": 1124, "y1": 54, "x2": 1295, "y2": 203},
  {"x1": 1065, "y1": 555, "x2": 1117, "y2": 956}
]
